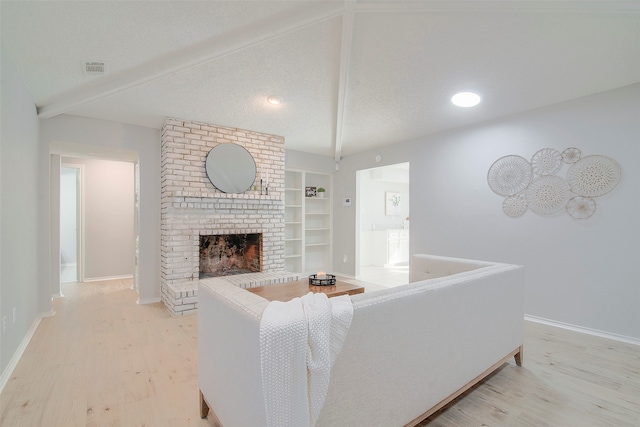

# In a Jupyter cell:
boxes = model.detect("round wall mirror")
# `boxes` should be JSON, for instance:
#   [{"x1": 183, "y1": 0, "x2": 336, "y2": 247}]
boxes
[{"x1": 205, "y1": 144, "x2": 256, "y2": 193}]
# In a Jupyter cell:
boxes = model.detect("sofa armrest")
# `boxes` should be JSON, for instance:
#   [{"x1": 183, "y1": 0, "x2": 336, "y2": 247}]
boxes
[{"x1": 198, "y1": 280, "x2": 269, "y2": 426}]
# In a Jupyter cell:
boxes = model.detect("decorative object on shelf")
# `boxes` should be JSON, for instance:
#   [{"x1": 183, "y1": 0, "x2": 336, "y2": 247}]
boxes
[
  {"x1": 525, "y1": 175, "x2": 571, "y2": 215},
  {"x1": 205, "y1": 143, "x2": 256, "y2": 193},
  {"x1": 385, "y1": 192, "x2": 402, "y2": 216},
  {"x1": 531, "y1": 148, "x2": 563, "y2": 175},
  {"x1": 309, "y1": 272, "x2": 336, "y2": 286},
  {"x1": 562, "y1": 147, "x2": 581, "y2": 164},
  {"x1": 317, "y1": 187, "x2": 326, "y2": 198},
  {"x1": 305, "y1": 186, "x2": 317, "y2": 197},
  {"x1": 567, "y1": 155, "x2": 621, "y2": 197},
  {"x1": 566, "y1": 196, "x2": 596, "y2": 219},
  {"x1": 488, "y1": 148, "x2": 621, "y2": 220},
  {"x1": 502, "y1": 194, "x2": 528, "y2": 218},
  {"x1": 487, "y1": 155, "x2": 533, "y2": 196}
]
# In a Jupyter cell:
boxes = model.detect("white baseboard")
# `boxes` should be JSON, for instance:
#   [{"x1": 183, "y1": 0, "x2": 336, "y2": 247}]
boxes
[
  {"x1": 137, "y1": 297, "x2": 161, "y2": 305},
  {"x1": 525, "y1": 314, "x2": 640, "y2": 347},
  {"x1": 83, "y1": 274, "x2": 133, "y2": 283},
  {"x1": 0, "y1": 310, "x2": 54, "y2": 393}
]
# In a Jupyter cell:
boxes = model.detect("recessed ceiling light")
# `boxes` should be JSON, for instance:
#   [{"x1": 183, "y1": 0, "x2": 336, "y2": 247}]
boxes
[
  {"x1": 267, "y1": 95, "x2": 283, "y2": 105},
  {"x1": 451, "y1": 92, "x2": 481, "y2": 107}
]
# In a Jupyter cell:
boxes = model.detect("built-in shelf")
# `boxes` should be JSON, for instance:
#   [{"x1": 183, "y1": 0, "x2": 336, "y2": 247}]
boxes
[{"x1": 284, "y1": 169, "x2": 332, "y2": 274}]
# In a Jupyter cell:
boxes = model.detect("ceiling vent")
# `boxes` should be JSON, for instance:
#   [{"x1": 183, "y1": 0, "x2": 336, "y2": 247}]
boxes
[{"x1": 82, "y1": 61, "x2": 106, "y2": 75}]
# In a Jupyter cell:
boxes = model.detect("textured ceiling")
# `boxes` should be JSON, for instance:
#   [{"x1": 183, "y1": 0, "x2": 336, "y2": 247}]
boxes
[{"x1": 1, "y1": 1, "x2": 639, "y2": 160}]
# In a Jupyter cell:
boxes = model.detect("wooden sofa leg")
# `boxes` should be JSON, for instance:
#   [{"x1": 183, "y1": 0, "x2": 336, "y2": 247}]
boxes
[
  {"x1": 199, "y1": 390, "x2": 210, "y2": 419},
  {"x1": 514, "y1": 345, "x2": 523, "y2": 366}
]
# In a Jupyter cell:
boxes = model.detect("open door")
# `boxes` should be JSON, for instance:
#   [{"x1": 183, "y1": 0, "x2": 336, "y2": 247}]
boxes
[{"x1": 356, "y1": 162, "x2": 410, "y2": 287}]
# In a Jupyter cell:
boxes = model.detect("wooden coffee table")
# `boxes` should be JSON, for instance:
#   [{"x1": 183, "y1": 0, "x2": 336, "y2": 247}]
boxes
[{"x1": 247, "y1": 278, "x2": 364, "y2": 302}]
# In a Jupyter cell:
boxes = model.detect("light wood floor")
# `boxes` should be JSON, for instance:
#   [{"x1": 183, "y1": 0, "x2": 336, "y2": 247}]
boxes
[{"x1": 1, "y1": 279, "x2": 639, "y2": 426}]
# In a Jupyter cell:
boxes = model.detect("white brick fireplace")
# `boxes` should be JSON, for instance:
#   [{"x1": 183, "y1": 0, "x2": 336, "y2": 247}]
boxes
[{"x1": 160, "y1": 118, "x2": 287, "y2": 313}]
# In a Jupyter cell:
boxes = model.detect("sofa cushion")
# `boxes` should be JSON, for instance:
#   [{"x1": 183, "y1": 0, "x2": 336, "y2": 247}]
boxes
[{"x1": 410, "y1": 254, "x2": 495, "y2": 282}]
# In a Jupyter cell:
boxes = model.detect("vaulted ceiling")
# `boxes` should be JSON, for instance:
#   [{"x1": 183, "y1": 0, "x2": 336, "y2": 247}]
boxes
[{"x1": 1, "y1": 1, "x2": 639, "y2": 160}]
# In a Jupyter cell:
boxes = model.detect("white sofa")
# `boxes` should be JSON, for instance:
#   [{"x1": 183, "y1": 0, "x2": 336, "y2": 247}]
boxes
[{"x1": 198, "y1": 255, "x2": 524, "y2": 426}]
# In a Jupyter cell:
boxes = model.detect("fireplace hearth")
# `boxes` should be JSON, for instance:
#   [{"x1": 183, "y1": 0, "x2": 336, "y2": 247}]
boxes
[{"x1": 199, "y1": 233, "x2": 261, "y2": 278}]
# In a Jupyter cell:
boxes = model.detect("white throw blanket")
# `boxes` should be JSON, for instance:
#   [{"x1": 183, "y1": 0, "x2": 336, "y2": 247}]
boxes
[{"x1": 259, "y1": 292, "x2": 353, "y2": 427}]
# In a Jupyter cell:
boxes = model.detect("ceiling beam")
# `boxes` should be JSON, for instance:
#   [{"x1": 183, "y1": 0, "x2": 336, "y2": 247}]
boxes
[
  {"x1": 333, "y1": 1, "x2": 356, "y2": 163},
  {"x1": 37, "y1": 2, "x2": 345, "y2": 119}
]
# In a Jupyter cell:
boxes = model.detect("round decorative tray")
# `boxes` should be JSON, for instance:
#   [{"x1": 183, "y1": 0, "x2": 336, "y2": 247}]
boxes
[{"x1": 309, "y1": 274, "x2": 336, "y2": 286}]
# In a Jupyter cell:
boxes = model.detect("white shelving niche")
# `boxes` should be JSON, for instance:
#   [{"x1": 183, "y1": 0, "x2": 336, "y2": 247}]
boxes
[{"x1": 284, "y1": 170, "x2": 332, "y2": 275}]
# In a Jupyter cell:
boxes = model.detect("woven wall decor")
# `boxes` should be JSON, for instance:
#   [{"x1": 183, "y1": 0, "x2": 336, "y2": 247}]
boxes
[
  {"x1": 488, "y1": 148, "x2": 621, "y2": 219},
  {"x1": 566, "y1": 196, "x2": 596, "y2": 219},
  {"x1": 525, "y1": 175, "x2": 571, "y2": 215},
  {"x1": 502, "y1": 194, "x2": 528, "y2": 218},
  {"x1": 562, "y1": 147, "x2": 581, "y2": 164},
  {"x1": 567, "y1": 155, "x2": 621, "y2": 197},
  {"x1": 531, "y1": 148, "x2": 563, "y2": 175},
  {"x1": 487, "y1": 155, "x2": 533, "y2": 196}
]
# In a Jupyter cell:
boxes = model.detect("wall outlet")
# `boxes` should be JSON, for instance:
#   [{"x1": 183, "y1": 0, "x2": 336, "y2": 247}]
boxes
[
  {"x1": 2, "y1": 316, "x2": 6, "y2": 335},
  {"x1": 13, "y1": 308, "x2": 17, "y2": 324}
]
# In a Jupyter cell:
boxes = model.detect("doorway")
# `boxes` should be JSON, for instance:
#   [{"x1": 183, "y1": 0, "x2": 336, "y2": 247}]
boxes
[
  {"x1": 356, "y1": 162, "x2": 410, "y2": 287},
  {"x1": 58, "y1": 157, "x2": 136, "y2": 284},
  {"x1": 60, "y1": 165, "x2": 81, "y2": 283}
]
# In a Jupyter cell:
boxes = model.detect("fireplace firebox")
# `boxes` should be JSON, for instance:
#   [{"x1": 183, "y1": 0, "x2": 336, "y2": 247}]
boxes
[{"x1": 199, "y1": 233, "x2": 261, "y2": 278}]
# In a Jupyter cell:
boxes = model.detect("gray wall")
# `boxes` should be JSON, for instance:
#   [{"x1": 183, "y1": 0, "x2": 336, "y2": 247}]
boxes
[
  {"x1": 41, "y1": 115, "x2": 161, "y2": 303},
  {"x1": 285, "y1": 149, "x2": 335, "y2": 173},
  {"x1": 333, "y1": 84, "x2": 640, "y2": 341},
  {"x1": 0, "y1": 48, "x2": 50, "y2": 376}
]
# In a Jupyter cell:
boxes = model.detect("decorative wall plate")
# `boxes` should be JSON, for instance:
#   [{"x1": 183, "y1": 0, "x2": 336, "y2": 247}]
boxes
[
  {"x1": 531, "y1": 148, "x2": 562, "y2": 175},
  {"x1": 502, "y1": 195, "x2": 527, "y2": 217},
  {"x1": 566, "y1": 196, "x2": 596, "y2": 219},
  {"x1": 525, "y1": 175, "x2": 571, "y2": 215},
  {"x1": 562, "y1": 147, "x2": 581, "y2": 164},
  {"x1": 487, "y1": 155, "x2": 532, "y2": 196},
  {"x1": 567, "y1": 155, "x2": 621, "y2": 197}
]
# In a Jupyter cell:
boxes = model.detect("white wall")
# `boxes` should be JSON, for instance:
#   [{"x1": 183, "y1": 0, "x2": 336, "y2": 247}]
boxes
[
  {"x1": 50, "y1": 155, "x2": 61, "y2": 295},
  {"x1": 0, "y1": 48, "x2": 50, "y2": 378},
  {"x1": 60, "y1": 166, "x2": 78, "y2": 274},
  {"x1": 333, "y1": 84, "x2": 640, "y2": 341},
  {"x1": 40, "y1": 115, "x2": 161, "y2": 303},
  {"x1": 62, "y1": 158, "x2": 134, "y2": 281}
]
